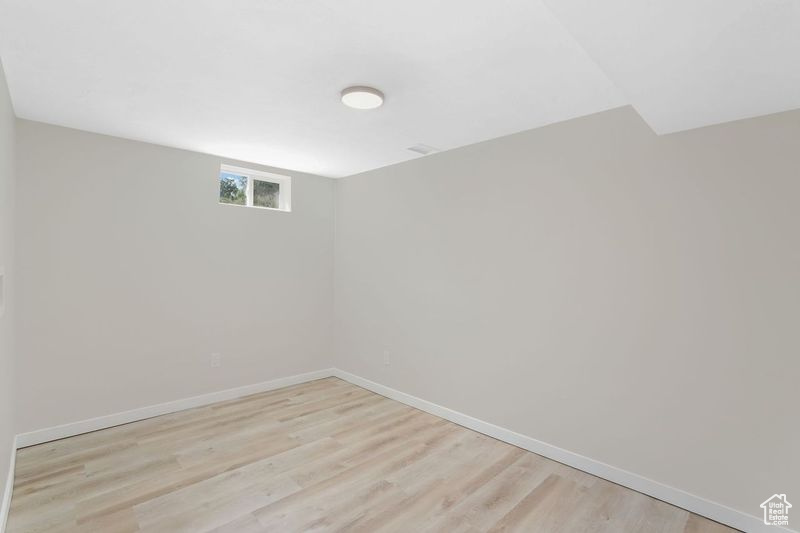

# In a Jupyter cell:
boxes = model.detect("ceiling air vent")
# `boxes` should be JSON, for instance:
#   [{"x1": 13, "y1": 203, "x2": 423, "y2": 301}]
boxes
[{"x1": 407, "y1": 144, "x2": 440, "y2": 156}]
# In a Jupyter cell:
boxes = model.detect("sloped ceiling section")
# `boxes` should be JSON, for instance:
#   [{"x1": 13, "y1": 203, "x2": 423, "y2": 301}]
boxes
[
  {"x1": 0, "y1": 0, "x2": 798, "y2": 176},
  {"x1": 543, "y1": 0, "x2": 800, "y2": 134}
]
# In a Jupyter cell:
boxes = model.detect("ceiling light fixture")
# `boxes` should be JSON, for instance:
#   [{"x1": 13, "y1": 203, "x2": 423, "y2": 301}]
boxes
[{"x1": 341, "y1": 86, "x2": 384, "y2": 110}]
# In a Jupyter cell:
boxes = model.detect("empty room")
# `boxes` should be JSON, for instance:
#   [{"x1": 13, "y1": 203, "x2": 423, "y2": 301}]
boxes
[{"x1": 0, "y1": 1, "x2": 797, "y2": 532}]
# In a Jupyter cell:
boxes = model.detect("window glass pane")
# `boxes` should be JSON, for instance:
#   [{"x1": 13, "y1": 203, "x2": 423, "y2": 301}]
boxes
[
  {"x1": 253, "y1": 179, "x2": 280, "y2": 209},
  {"x1": 219, "y1": 172, "x2": 247, "y2": 205}
]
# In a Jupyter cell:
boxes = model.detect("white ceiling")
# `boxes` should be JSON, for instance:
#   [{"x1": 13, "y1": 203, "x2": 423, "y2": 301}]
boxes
[{"x1": 0, "y1": 1, "x2": 797, "y2": 177}]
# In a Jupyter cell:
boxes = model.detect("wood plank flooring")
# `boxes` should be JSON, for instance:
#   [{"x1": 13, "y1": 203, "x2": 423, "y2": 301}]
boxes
[{"x1": 7, "y1": 377, "x2": 738, "y2": 532}]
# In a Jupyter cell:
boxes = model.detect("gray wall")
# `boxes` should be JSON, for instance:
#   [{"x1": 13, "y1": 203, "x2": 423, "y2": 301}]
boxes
[
  {"x1": 334, "y1": 106, "x2": 799, "y2": 517},
  {"x1": 0, "y1": 59, "x2": 15, "y2": 518},
  {"x1": 15, "y1": 120, "x2": 335, "y2": 433}
]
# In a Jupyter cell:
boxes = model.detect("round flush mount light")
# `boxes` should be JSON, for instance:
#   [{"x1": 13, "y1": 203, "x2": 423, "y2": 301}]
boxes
[{"x1": 341, "y1": 86, "x2": 384, "y2": 109}]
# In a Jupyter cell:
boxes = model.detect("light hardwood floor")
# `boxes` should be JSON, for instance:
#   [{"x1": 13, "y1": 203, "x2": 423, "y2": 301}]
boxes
[{"x1": 7, "y1": 377, "x2": 737, "y2": 533}]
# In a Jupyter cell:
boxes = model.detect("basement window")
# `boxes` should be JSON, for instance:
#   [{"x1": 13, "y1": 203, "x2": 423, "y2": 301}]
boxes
[{"x1": 218, "y1": 164, "x2": 291, "y2": 212}]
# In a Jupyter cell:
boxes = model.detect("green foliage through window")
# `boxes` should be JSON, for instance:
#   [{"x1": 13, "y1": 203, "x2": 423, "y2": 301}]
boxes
[
  {"x1": 253, "y1": 179, "x2": 280, "y2": 209},
  {"x1": 219, "y1": 172, "x2": 247, "y2": 205}
]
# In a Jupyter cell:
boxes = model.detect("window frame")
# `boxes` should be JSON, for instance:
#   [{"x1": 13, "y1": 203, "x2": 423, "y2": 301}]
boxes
[{"x1": 219, "y1": 164, "x2": 292, "y2": 212}]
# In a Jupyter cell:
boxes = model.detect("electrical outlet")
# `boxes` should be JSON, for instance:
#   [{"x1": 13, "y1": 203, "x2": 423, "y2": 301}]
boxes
[
  {"x1": 210, "y1": 353, "x2": 222, "y2": 368},
  {"x1": 383, "y1": 350, "x2": 391, "y2": 366}
]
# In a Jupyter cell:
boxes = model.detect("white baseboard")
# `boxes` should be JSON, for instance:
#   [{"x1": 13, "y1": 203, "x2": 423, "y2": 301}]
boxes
[
  {"x1": 332, "y1": 369, "x2": 790, "y2": 533},
  {"x1": 1, "y1": 436, "x2": 16, "y2": 533},
  {"x1": 15, "y1": 368, "x2": 335, "y2": 448}
]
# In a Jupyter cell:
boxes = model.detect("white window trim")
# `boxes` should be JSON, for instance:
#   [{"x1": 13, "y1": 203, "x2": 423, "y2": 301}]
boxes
[{"x1": 219, "y1": 164, "x2": 292, "y2": 212}]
